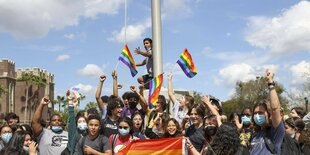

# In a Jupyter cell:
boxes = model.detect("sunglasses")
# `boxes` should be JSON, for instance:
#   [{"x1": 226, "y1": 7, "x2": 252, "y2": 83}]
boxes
[{"x1": 119, "y1": 126, "x2": 129, "y2": 130}]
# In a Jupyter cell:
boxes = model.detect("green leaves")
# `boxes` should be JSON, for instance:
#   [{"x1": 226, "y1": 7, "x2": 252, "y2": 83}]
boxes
[{"x1": 17, "y1": 73, "x2": 47, "y2": 86}]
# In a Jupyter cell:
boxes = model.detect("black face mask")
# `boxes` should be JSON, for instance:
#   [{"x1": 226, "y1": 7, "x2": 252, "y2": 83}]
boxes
[
  {"x1": 128, "y1": 102, "x2": 137, "y2": 109},
  {"x1": 205, "y1": 125, "x2": 217, "y2": 136}
]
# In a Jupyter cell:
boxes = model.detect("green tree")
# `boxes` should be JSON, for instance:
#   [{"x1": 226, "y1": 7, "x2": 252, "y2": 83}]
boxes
[
  {"x1": 85, "y1": 101, "x2": 98, "y2": 111},
  {"x1": 54, "y1": 93, "x2": 86, "y2": 126},
  {"x1": 222, "y1": 77, "x2": 289, "y2": 115},
  {"x1": 17, "y1": 73, "x2": 47, "y2": 123},
  {"x1": 54, "y1": 96, "x2": 65, "y2": 112},
  {"x1": 193, "y1": 91, "x2": 202, "y2": 105},
  {"x1": 0, "y1": 84, "x2": 7, "y2": 96}
]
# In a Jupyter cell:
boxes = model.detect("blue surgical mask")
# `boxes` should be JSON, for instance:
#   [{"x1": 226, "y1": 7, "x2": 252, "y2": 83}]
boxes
[
  {"x1": 77, "y1": 122, "x2": 87, "y2": 131},
  {"x1": 241, "y1": 116, "x2": 251, "y2": 125},
  {"x1": 119, "y1": 128, "x2": 130, "y2": 136},
  {"x1": 51, "y1": 126, "x2": 63, "y2": 133},
  {"x1": 1, "y1": 133, "x2": 12, "y2": 143},
  {"x1": 254, "y1": 114, "x2": 266, "y2": 126}
]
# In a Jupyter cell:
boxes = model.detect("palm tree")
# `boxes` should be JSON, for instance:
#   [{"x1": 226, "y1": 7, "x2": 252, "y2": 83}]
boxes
[
  {"x1": 85, "y1": 101, "x2": 98, "y2": 111},
  {"x1": 17, "y1": 73, "x2": 47, "y2": 123},
  {"x1": 54, "y1": 95, "x2": 65, "y2": 112}
]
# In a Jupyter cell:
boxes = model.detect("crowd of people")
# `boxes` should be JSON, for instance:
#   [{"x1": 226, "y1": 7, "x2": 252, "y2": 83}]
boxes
[{"x1": 0, "y1": 38, "x2": 309, "y2": 155}]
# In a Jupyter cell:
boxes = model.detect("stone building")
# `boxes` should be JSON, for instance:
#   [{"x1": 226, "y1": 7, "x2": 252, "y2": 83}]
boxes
[{"x1": 0, "y1": 59, "x2": 54, "y2": 124}]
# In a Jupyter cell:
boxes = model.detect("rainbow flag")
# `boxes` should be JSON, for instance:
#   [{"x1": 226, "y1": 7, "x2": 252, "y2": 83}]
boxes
[
  {"x1": 176, "y1": 48, "x2": 197, "y2": 78},
  {"x1": 148, "y1": 73, "x2": 163, "y2": 109},
  {"x1": 116, "y1": 137, "x2": 184, "y2": 155},
  {"x1": 71, "y1": 87, "x2": 81, "y2": 99},
  {"x1": 118, "y1": 44, "x2": 138, "y2": 77}
]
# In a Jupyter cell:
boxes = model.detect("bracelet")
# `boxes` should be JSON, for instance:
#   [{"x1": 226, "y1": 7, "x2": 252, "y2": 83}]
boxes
[
  {"x1": 268, "y1": 81, "x2": 275, "y2": 86},
  {"x1": 268, "y1": 81, "x2": 275, "y2": 90}
]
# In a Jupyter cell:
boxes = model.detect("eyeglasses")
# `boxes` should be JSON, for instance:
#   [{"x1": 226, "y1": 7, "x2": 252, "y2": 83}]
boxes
[{"x1": 119, "y1": 126, "x2": 129, "y2": 130}]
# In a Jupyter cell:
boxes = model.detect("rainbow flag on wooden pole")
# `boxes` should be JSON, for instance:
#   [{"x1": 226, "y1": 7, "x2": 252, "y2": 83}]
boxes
[
  {"x1": 118, "y1": 44, "x2": 138, "y2": 77},
  {"x1": 176, "y1": 48, "x2": 197, "y2": 78},
  {"x1": 116, "y1": 137, "x2": 185, "y2": 155},
  {"x1": 148, "y1": 73, "x2": 163, "y2": 109}
]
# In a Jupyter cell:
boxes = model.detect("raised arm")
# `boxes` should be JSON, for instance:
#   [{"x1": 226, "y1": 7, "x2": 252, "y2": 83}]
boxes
[
  {"x1": 266, "y1": 69, "x2": 282, "y2": 128},
  {"x1": 167, "y1": 72, "x2": 177, "y2": 105},
  {"x1": 130, "y1": 86, "x2": 148, "y2": 113},
  {"x1": 31, "y1": 97, "x2": 49, "y2": 137},
  {"x1": 95, "y1": 75, "x2": 106, "y2": 111},
  {"x1": 134, "y1": 47, "x2": 152, "y2": 57},
  {"x1": 201, "y1": 96, "x2": 220, "y2": 116},
  {"x1": 66, "y1": 91, "x2": 79, "y2": 153},
  {"x1": 112, "y1": 70, "x2": 118, "y2": 98}
]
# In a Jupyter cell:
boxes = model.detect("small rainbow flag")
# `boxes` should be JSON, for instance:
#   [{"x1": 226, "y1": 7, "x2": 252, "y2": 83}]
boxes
[
  {"x1": 71, "y1": 87, "x2": 81, "y2": 99},
  {"x1": 119, "y1": 44, "x2": 138, "y2": 77},
  {"x1": 116, "y1": 137, "x2": 184, "y2": 155},
  {"x1": 148, "y1": 73, "x2": 163, "y2": 109},
  {"x1": 176, "y1": 48, "x2": 197, "y2": 78}
]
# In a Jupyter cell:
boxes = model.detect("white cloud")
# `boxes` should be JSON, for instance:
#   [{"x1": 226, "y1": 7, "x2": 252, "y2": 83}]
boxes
[
  {"x1": 218, "y1": 63, "x2": 256, "y2": 86},
  {"x1": 72, "y1": 83, "x2": 94, "y2": 95},
  {"x1": 290, "y1": 61, "x2": 310, "y2": 85},
  {"x1": 0, "y1": 0, "x2": 124, "y2": 39},
  {"x1": 163, "y1": 62, "x2": 183, "y2": 76},
  {"x1": 56, "y1": 54, "x2": 71, "y2": 61},
  {"x1": 202, "y1": 47, "x2": 270, "y2": 66},
  {"x1": 162, "y1": 0, "x2": 192, "y2": 19},
  {"x1": 245, "y1": 1, "x2": 310, "y2": 54},
  {"x1": 64, "y1": 33, "x2": 75, "y2": 40},
  {"x1": 78, "y1": 64, "x2": 104, "y2": 78},
  {"x1": 108, "y1": 18, "x2": 151, "y2": 43}
]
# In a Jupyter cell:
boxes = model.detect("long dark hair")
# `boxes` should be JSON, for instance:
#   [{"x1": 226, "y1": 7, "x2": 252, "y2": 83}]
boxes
[
  {"x1": 119, "y1": 117, "x2": 134, "y2": 135},
  {"x1": 163, "y1": 118, "x2": 181, "y2": 138},
  {"x1": 207, "y1": 122, "x2": 241, "y2": 155},
  {"x1": 131, "y1": 112, "x2": 145, "y2": 133},
  {"x1": 3, "y1": 130, "x2": 29, "y2": 155}
]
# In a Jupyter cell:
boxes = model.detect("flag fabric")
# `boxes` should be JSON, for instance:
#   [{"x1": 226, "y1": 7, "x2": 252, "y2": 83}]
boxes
[
  {"x1": 148, "y1": 73, "x2": 164, "y2": 109},
  {"x1": 118, "y1": 44, "x2": 138, "y2": 77},
  {"x1": 176, "y1": 48, "x2": 197, "y2": 78},
  {"x1": 71, "y1": 87, "x2": 80, "y2": 99},
  {"x1": 116, "y1": 137, "x2": 185, "y2": 155}
]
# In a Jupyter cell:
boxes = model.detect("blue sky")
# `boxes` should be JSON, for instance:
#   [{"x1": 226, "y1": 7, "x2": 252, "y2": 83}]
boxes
[{"x1": 1, "y1": 0, "x2": 309, "y2": 109}]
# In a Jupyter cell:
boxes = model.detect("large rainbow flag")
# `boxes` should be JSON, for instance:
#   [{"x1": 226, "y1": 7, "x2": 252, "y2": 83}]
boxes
[
  {"x1": 116, "y1": 137, "x2": 185, "y2": 155},
  {"x1": 148, "y1": 73, "x2": 163, "y2": 109},
  {"x1": 176, "y1": 48, "x2": 197, "y2": 78},
  {"x1": 118, "y1": 44, "x2": 138, "y2": 77}
]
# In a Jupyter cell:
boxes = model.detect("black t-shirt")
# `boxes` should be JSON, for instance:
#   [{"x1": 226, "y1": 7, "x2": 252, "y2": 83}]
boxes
[
  {"x1": 101, "y1": 118, "x2": 119, "y2": 138},
  {"x1": 186, "y1": 125, "x2": 205, "y2": 152}
]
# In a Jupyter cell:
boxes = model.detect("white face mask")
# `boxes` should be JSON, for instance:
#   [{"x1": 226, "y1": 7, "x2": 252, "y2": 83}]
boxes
[
  {"x1": 23, "y1": 146, "x2": 29, "y2": 152},
  {"x1": 77, "y1": 122, "x2": 87, "y2": 131}
]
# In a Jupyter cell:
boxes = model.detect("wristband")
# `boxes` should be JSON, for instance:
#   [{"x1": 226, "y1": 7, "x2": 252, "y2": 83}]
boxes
[{"x1": 268, "y1": 81, "x2": 275, "y2": 90}]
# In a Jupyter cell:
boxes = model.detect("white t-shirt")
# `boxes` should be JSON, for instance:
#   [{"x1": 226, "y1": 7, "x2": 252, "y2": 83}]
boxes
[
  {"x1": 173, "y1": 101, "x2": 188, "y2": 124},
  {"x1": 37, "y1": 128, "x2": 68, "y2": 155}
]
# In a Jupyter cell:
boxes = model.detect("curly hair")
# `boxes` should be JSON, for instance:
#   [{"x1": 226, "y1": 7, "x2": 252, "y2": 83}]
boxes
[
  {"x1": 299, "y1": 127, "x2": 310, "y2": 145},
  {"x1": 107, "y1": 95, "x2": 124, "y2": 116},
  {"x1": 208, "y1": 122, "x2": 241, "y2": 155}
]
